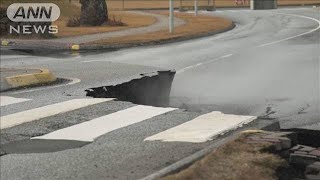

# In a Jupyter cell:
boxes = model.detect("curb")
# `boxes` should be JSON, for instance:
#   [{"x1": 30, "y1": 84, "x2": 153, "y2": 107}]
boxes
[
  {"x1": 140, "y1": 119, "x2": 280, "y2": 180},
  {"x1": 4, "y1": 68, "x2": 57, "y2": 90}
]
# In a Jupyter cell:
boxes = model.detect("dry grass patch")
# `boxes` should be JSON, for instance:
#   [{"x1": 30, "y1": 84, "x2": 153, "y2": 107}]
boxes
[
  {"x1": 0, "y1": 0, "x2": 156, "y2": 38},
  {"x1": 54, "y1": 11, "x2": 156, "y2": 38},
  {"x1": 88, "y1": 12, "x2": 233, "y2": 45},
  {"x1": 278, "y1": 0, "x2": 320, "y2": 5},
  {"x1": 106, "y1": 0, "x2": 320, "y2": 10},
  {"x1": 162, "y1": 135, "x2": 287, "y2": 180}
]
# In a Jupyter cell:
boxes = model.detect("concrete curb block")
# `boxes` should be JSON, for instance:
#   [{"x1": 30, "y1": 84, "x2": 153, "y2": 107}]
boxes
[
  {"x1": 5, "y1": 69, "x2": 57, "y2": 89},
  {"x1": 140, "y1": 119, "x2": 280, "y2": 180}
]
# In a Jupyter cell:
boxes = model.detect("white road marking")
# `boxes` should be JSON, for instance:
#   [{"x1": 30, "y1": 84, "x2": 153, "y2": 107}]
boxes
[
  {"x1": 0, "y1": 98, "x2": 113, "y2": 129},
  {"x1": 258, "y1": 13, "x2": 320, "y2": 47},
  {"x1": 33, "y1": 105, "x2": 177, "y2": 142},
  {"x1": 81, "y1": 60, "x2": 99, "y2": 63},
  {"x1": 145, "y1": 111, "x2": 256, "y2": 143},
  {"x1": 177, "y1": 54, "x2": 233, "y2": 74},
  {"x1": 279, "y1": 7, "x2": 311, "y2": 11},
  {"x1": 1, "y1": 55, "x2": 31, "y2": 60},
  {"x1": 0, "y1": 96, "x2": 31, "y2": 107},
  {"x1": 177, "y1": 12, "x2": 319, "y2": 73},
  {"x1": 10, "y1": 77, "x2": 81, "y2": 95}
]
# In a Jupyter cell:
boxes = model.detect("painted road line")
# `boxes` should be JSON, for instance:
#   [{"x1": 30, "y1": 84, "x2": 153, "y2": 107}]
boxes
[
  {"x1": 33, "y1": 105, "x2": 177, "y2": 142},
  {"x1": 177, "y1": 54, "x2": 233, "y2": 74},
  {"x1": 145, "y1": 111, "x2": 256, "y2": 143},
  {"x1": 258, "y1": 12, "x2": 320, "y2": 47},
  {"x1": 0, "y1": 96, "x2": 31, "y2": 107},
  {"x1": 0, "y1": 98, "x2": 113, "y2": 129}
]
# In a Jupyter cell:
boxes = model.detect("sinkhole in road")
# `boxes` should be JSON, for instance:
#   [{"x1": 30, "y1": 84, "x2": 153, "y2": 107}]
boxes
[
  {"x1": 86, "y1": 70, "x2": 176, "y2": 107},
  {"x1": 84, "y1": 70, "x2": 253, "y2": 115}
]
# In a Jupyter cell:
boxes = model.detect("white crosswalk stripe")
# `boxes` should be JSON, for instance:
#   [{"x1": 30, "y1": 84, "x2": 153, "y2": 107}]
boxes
[
  {"x1": 1, "y1": 97, "x2": 256, "y2": 144},
  {"x1": 33, "y1": 105, "x2": 177, "y2": 142},
  {"x1": 0, "y1": 96, "x2": 31, "y2": 107},
  {"x1": 145, "y1": 111, "x2": 256, "y2": 143},
  {"x1": 0, "y1": 98, "x2": 114, "y2": 129}
]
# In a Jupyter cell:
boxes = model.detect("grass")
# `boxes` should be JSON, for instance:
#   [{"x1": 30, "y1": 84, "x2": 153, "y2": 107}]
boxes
[
  {"x1": 54, "y1": 11, "x2": 156, "y2": 38},
  {"x1": 1, "y1": 0, "x2": 317, "y2": 39},
  {"x1": 88, "y1": 12, "x2": 233, "y2": 45},
  {"x1": 2, "y1": 0, "x2": 317, "y2": 11},
  {"x1": 162, "y1": 134, "x2": 287, "y2": 180},
  {"x1": 105, "y1": 0, "x2": 320, "y2": 10},
  {"x1": 0, "y1": 0, "x2": 156, "y2": 38}
]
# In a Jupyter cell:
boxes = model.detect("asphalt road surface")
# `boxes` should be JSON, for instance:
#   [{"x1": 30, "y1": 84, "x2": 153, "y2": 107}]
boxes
[{"x1": 0, "y1": 7, "x2": 319, "y2": 180}]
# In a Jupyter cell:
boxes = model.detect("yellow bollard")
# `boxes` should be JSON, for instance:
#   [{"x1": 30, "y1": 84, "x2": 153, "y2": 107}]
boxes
[
  {"x1": 71, "y1": 44, "x2": 80, "y2": 51},
  {"x1": 1, "y1": 40, "x2": 9, "y2": 46}
]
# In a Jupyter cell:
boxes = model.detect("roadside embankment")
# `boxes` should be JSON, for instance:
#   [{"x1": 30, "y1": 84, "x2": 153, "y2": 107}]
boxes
[{"x1": 162, "y1": 130, "x2": 320, "y2": 180}]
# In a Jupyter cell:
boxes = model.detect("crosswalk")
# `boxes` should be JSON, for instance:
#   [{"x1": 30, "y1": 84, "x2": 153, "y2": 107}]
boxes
[
  {"x1": 145, "y1": 111, "x2": 256, "y2": 143},
  {"x1": 0, "y1": 96, "x2": 31, "y2": 107},
  {"x1": 0, "y1": 96, "x2": 257, "y2": 147},
  {"x1": 0, "y1": 98, "x2": 114, "y2": 129},
  {"x1": 33, "y1": 105, "x2": 176, "y2": 142}
]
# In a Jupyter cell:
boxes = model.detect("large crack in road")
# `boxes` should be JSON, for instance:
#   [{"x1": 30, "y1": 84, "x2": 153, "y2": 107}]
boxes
[{"x1": 86, "y1": 70, "x2": 176, "y2": 107}]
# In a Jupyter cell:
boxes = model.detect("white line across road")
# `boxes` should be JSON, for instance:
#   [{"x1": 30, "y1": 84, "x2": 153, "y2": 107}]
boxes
[
  {"x1": 0, "y1": 96, "x2": 31, "y2": 107},
  {"x1": 33, "y1": 105, "x2": 177, "y2": 142},
  {"x1": 145, "y1": 111, "x2": 256, "y2": 143},
  {"x1": 0, "y1": 98, "x2": 113, "y2": 129}
]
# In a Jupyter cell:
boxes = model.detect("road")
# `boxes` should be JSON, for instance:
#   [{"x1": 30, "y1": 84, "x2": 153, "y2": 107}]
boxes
[{"x1": 0, "y1": 7, "x2": 319, "y2": 180}]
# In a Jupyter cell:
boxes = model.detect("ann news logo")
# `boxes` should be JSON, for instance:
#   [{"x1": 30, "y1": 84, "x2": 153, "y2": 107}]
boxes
[{"x1": 7, "y1": 3, "x2": 60, "y2": 34}]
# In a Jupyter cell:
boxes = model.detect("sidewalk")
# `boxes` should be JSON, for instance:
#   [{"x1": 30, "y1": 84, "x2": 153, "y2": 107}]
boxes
[{"x1": 0, "y1": 68, "x2": 56, "y2": 92}]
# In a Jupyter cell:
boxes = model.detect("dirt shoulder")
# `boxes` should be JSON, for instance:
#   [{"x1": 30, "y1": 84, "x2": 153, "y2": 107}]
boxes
[
  {"x1": 162, "y1": 131, "x2": 320, "y2": 180},
  {"x1": 163, "y1": 133, "x2": 287, "y2": 180},
  {"x1": 84, "y1": 12, "x2": 234, "y2": 48}
]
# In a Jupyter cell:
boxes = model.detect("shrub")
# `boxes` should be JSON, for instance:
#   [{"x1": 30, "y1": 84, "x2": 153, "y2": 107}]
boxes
[
  {"x1": 107, "y1": 15, "x2": 126, "y2": 26},
  {"x1": 67, "y1": 16, "x2": 81, "y2": 27}
]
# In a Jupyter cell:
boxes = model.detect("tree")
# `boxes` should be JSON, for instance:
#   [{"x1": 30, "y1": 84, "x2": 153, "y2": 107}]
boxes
[{"x1": 79, "y1": 0, "x2": 108, "y2": 26}]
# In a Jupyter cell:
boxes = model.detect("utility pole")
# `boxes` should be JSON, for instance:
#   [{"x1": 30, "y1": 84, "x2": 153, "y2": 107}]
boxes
[
  {"x1": 194, "y1": 0, "x2": 198, "y2": 16},
  {"x1": 169, "y1": 0, "x2": 174, "y2": 33}
]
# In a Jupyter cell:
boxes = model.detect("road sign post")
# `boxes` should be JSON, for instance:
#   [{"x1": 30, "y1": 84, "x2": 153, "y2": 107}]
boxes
[
  {"x1": 169, "y1": 0, "x2": 174, "y2": 33},
  {"x1": 194, "y1": 0, "x2": 198, "y2": 16}
]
